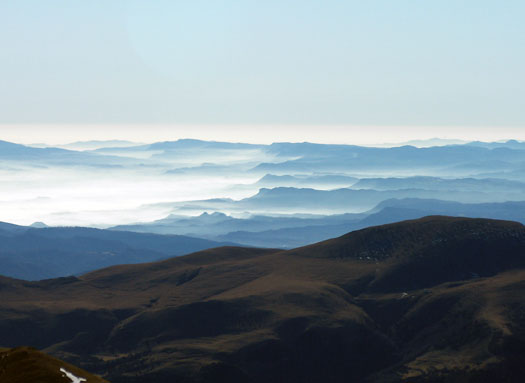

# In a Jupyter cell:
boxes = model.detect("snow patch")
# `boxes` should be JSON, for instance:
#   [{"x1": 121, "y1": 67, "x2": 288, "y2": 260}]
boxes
[{"x1": 60, "y1": 367, "x2": 87, "y2": 383}]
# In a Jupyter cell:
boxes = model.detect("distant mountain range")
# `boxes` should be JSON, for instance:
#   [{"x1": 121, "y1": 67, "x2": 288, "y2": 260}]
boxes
[
  {"x1": 352, "y1": 175, "x2": 525, "y2": 192},
  {"x1": 0, "y1": 224, "x2": 236, "y2": 280},
  {"x1": 390, "y1": 138, "x2": 468, "y2": 147},
  {"x1": 2, "y1": 217, "x2": 525, "y2": 382},
  {"x1": 5, "y1": 137, "x2": 525, "y2": 252},
  {"x1": 4, "y1": 137, "x2": 525, "y2": 226},
  {"x1": 6, "y1": 138, "x2": 525, "y2": 176},
  {"x1": 0, "y1": 140, "x2": 136, "y2": 167},
  {"x1": 112, "y1": 198, "x2": 525, "y2": 249},
  {"x1": 254, "y1": 144, "x2": 525, "y2": 176},
  {"x1": 254, "y1": 173, "x2": 359, "y2": 188},
  {"x1": 157, "y1": 184, "x2": 525, "y2": 217},
  {"x1": 59, "y1": 140, "x2": 141, "y2": 150},
  {"x1": 112, "y1": 211, "x2": 365, "y2": 238},
  {"x1": 466, "y1": 139, "x2": 525, "y2": 150}
]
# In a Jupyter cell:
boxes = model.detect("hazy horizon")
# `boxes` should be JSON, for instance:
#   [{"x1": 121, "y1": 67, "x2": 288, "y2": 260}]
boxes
[{"x1": 1, "y1": 125, "x2": 525, "y2": 147}]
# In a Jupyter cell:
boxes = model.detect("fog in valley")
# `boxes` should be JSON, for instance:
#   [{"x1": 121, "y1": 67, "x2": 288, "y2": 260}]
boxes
[
  {"x1": 0, "y1": 142, "x2": 277, "y2": 226},
  {"x1": 3, "y1": 138, "x2": 525, "y2": 229}
]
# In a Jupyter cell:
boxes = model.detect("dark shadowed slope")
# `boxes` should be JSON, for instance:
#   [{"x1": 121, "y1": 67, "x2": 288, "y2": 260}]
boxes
[
  {"x1": 0, "y1": 347, "x2": 107, "y2": 383},
  {"x1": 1, "y1": 217, "x2": 525, "y2": 382}
]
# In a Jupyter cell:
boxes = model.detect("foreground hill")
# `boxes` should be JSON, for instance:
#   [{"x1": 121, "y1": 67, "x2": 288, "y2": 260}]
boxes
[
  {"x1": 0, "y1": 347, "x2": 107, "y2": 383},
  {"x1": 1, "y1": 217, "x2": 525, "y2": 382}
]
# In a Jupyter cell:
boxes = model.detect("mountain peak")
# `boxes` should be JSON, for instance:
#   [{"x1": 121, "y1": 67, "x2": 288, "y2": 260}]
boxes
[{"x1": 30, "y1": 222, "x2": 48, "y2": 228}]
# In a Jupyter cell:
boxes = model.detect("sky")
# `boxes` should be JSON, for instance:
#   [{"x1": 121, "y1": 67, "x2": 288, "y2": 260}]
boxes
[{"x1": 0, "y1": 0, "x2": 524, "y2": 142}]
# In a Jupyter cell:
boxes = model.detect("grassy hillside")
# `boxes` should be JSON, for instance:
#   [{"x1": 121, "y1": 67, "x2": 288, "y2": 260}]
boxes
[{"x1": 1, "y1": 217, "x2": 525, "y2": 382}]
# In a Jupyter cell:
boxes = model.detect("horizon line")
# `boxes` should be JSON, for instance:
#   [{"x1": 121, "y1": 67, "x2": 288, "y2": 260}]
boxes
[{"x1": 1, "y1": 123, "x2": 524, "y2": 146}]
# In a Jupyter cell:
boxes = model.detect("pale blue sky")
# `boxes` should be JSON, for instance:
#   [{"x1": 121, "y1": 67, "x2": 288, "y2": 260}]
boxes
[{"x1": 0, "y1": 0, "x2": 524, "y2": 128}]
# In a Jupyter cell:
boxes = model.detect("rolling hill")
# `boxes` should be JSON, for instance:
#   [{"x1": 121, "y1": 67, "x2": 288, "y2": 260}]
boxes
[{"x1": 1, "y1": 217, "x2": 525, "y2": 382}]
